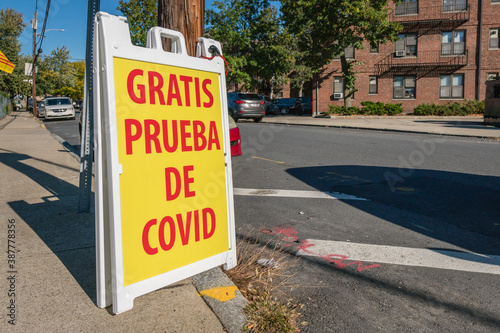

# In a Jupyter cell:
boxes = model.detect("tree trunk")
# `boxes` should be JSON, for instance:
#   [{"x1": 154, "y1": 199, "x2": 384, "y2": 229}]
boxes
[
  {"x1": 340, "y1": 54, "x2": 352, "y2": 108},
  {"x1": 270, "y1": 76, "x2": 274, "y2": 99},
  {"x1": 158, "y1": 0, "x2": 205, "y2": 56}
]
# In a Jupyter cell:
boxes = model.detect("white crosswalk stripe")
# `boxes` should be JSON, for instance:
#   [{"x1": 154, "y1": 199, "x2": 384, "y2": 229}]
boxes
[
  {"x1": 233, "y1": 188, "x2": 368, "y2": 201},
  {"x1": 298, "y1": 239, "x2": 500, "y2": 275}
]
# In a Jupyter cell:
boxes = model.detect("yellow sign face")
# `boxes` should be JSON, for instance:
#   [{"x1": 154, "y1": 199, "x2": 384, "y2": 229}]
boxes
[{"x1": 113, "y1": 57, "x2": 229, "y2": 286}]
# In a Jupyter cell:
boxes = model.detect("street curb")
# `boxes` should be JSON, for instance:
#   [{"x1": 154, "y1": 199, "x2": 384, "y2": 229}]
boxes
[
  {"x1": 35, "y1": 114, "x2": 82, "y2": 162},
  {"x1": 48, "y1": 130, "x2": 82, "y2": 161},
  {"x1": 192, "y1": 267, "x2": 248, "y2": 333},
  {"x1": 261, "y1": 119, "x2": 500, "y2": 140}
]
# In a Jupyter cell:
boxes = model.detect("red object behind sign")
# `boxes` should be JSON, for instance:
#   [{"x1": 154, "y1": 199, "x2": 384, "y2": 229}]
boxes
[{"x1": 229, "y1": 127, "x2": 242, "y2": 156}]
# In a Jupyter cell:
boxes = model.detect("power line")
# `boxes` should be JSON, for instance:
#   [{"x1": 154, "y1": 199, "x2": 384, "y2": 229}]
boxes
[{"x1": 34, "y1": 0, "x2": 52, "y2": 63}]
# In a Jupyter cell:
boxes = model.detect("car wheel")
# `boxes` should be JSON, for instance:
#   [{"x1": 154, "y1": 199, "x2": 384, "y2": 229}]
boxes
[{"x1": 254, "y1": 117, "x2": 262, "y2": 123}]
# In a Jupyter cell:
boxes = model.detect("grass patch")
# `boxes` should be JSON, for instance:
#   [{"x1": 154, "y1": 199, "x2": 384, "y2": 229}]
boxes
[{"x1": 225, "y1": 236, "x2": 305, "y2": 332}]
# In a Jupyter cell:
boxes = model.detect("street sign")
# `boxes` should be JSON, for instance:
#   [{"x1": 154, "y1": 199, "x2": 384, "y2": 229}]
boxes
[
  {"x1": 92, "y1": 12, "x2": 236, "y2": 314},
  {"x1": 24, "y1": 63, "x2": 37, "y2": 76}
]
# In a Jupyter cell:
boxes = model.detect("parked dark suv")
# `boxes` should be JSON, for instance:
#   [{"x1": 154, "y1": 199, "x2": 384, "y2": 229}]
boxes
[
  {"x1": 227, "y1": 92, "x2": 265, "y2": 122},
  {"x1": 274, "y1": 98, "x2": 303, "y2": 115},
  {"x1": 298, "y1": 97, "x2": 312, "y2": 114}
]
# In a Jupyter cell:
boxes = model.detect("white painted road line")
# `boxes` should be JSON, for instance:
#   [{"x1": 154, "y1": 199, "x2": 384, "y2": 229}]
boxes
[
  {"x1": 297, "y1": 239, "x2": 500, "y2": 275},
  {"x1": 233, "y1": 188, "x2": 368, "y2": 201}
]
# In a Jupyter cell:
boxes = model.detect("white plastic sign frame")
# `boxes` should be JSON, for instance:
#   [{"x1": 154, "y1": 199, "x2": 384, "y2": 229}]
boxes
[{"x1": 93, "y1": 12, "x2": 237, "y2": 314}]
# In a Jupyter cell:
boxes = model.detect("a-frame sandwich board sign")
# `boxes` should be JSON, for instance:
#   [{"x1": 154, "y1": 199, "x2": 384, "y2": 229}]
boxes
[{"x1": 93, "y1": 12, "x2": 237, "y2": 314}]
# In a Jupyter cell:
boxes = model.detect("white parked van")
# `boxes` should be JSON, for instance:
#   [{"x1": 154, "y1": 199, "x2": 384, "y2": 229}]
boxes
[{"x1": 44, "y1": 97, "x2": 75, "y2": 120}]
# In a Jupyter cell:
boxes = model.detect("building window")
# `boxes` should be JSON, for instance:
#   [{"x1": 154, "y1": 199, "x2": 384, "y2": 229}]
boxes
[
  {"x1": 345, "y1": 46, "x2": 355, "y2": 59},
  {"x1": 395, "y1": 34, "x2": 417, "y2": 56},
  {"x1": 442, "y1": 31, "x2": 465, "y2": 55},
  {"x1": 394, "y1": 76, "x2": 416, "y2": 99},
  {"x1": 440, "y1": 74, "x2": 464, "y2": 98},
  {"x1": 370, "y1": 43, "x2": 379, "y2": 53},
  {"x1": 443, "y1": 0, "x2": 467, "y2": 11},
  {"x1": 490, "y1": 29, "x2": 500, "y2": 49},
  {"x1": 333, "y1": 77, "x2": 344, "y2": 98},
  {"x1": 487, "y1": 73, "x2": 499, "y2": 81},
  {"x1": 369, "y1": 76, "x2": 378, "y2": 94},
  {"x1": 395, "y1": 0, "x2": 418, "y2": 15},
  {"x1": 335, "y1": 47, "x2": 355, "y2": 60}
]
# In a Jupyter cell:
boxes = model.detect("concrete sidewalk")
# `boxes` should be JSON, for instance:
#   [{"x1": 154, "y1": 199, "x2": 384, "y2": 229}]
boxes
[
  {"x1": 0, "y1": 111, "x2": 246, "y2": 332},
  {"x1": 262, "y1": 115, "x2": 500, "y2": 139}
]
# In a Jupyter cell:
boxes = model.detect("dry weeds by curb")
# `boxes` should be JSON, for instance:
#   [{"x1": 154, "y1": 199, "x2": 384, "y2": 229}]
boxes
[{"x1": 224, "y1": 235, "x2": 307, "y2": 332}]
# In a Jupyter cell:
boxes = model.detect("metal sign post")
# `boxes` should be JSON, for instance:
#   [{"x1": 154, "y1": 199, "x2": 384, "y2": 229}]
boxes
[{"x1": 78, "y1": 0, "x2": 100, "y2": 213}]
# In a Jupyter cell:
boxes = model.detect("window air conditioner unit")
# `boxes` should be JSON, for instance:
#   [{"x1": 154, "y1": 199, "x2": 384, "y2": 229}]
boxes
[
  {"x1": 333, "y1": 93, "x2": 343, "y2": 99},
  {"x1": 395, "y1": 50, "x2": 406, "y2": 57}
]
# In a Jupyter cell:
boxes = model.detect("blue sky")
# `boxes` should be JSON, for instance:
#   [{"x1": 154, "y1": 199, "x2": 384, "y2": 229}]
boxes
[{"x1": 8, "y1": 0, "x2": 215, "y2": 61}]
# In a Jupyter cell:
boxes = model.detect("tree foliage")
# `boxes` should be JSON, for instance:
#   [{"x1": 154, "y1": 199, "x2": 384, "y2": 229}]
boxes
[
  {"x1": 54, "y1": 60, "x2": 84, "y2": 100},
  {"x1": 0, "y1": 8, "x2": 29, "y2": 97},
  {"x1": 206, "y1": 0, "x2": 295, "y2": 95},
  {"x1": 117, "y1": 0, "x2": 157, "y2": 47},
  {"x1": 280, "y1": 0, "x2": 402, "y2": 104},
  {"x1": 36, "y1": 47, "x2": 77, "y2": 97}
]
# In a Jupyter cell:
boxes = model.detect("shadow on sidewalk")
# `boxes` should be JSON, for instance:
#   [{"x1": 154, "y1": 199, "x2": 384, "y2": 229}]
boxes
[{"x1": 2, "y1": 151, "x2": 96, "y2": 303}]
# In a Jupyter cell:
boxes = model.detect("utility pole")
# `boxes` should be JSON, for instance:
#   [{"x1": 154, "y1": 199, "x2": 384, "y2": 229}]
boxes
[
  {"x1": 158, "y1": 0, "x2": 205, "y2": 56},
  {"x1": 31, "y1": 10, "x2": 38, "y2": 118}
]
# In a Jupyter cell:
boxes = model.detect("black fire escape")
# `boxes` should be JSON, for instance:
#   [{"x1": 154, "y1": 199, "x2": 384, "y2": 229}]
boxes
[{"x1": 375, "y1": 4, "x2": 470, "y2": 76}]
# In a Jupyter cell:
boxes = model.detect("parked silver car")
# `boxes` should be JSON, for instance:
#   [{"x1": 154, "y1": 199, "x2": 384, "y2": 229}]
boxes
[
  {"x1": 43, "y1": 96, "x2": 75, "y2": 120},
  {"x1": 227, "y1": 92, "x2": 265, "y2": 122},
  {"x1": 36, "y1": 101, "x2": 45, "y2": 118}
]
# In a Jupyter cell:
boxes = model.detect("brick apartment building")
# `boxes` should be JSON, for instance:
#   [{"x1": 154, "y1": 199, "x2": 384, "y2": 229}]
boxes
[{"x1": 297, "y1": 0, "x2": 500, "y2": 114}]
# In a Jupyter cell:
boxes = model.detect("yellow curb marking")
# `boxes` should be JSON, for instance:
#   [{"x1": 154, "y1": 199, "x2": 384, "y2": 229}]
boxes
[
  {"x1": 252, "y1": 156, "x2": 285, "y2": 164},
  {"x1": 199, "y1": 286, "x2": 238, "y2": 302}
]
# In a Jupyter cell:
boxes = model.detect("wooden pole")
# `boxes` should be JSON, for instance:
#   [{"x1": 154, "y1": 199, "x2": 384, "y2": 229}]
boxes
[
  {"x1": 158, "y1": 0, "x2": 205, "y2": 56},
  {"x1": 32, "y1": 10, "x2": 38, "y2": 117}
]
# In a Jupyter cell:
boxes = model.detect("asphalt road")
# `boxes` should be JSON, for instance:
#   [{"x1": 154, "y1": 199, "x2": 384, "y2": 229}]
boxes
[
  {"x1": 231, "y1": 122, "x2": 500, "y2": 332},
  {"x1": 46, "y1": 117, "x2": 500, "y2": 332}
]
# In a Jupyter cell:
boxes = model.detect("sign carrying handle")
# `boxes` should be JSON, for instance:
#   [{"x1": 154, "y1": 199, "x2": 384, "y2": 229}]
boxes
[{"x1": 146, "y1": 27, "x2": 188, "y2": 55}]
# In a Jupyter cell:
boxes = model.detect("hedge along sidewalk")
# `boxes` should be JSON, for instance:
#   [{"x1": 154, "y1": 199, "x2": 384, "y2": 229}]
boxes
[
  {"x1": 261, "y1": 115, "x2": 500, "y2": 139},
  {"x1": 325, "y1": 100, "x2": 485, "y2": 117}
]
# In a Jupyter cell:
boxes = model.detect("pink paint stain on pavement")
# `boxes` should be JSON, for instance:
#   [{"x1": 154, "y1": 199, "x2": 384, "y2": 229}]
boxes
[{"x1": 260, "y1": 226, "x2": 381, "y2": 272}]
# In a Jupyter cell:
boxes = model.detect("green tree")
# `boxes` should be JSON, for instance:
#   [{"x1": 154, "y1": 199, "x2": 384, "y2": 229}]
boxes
[
  {"x1": 37, "y1": 47, "x2": 75, "y2": 96},
  {"x1": 117, "y1": 0, "x2": 157, "y2": 47},
  {"x1": 0, "y1": 8, "x2": 28, "y2": 97},
  {"x1": 281, "y1": 0, "x2": 402, "y2": 106},
  {"x1": 54, "y1": 60, "x2": 84, "y2": 100},
  {"x1": 206, "y1": 0, "x2": 295, "y2": 95}
]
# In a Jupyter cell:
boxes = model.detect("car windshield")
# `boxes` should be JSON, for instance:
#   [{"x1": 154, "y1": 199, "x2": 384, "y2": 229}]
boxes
[
  {"x1": 237, "y1": 93, "x2": 260, "y2": 101},
  {"x1": 299, "y1": 97, "x2": 311, "y2": 103},
  {"x1": 276, "y1": 98, "x2": 294, "y2": 104},
  {"x1": 46, "y1": 98, "x2": 71, "y2": 106}
]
